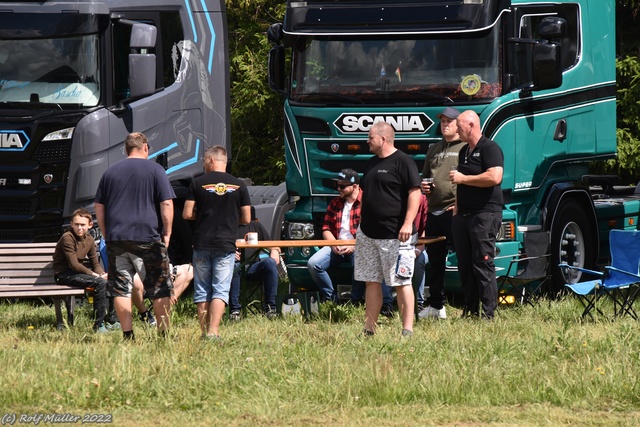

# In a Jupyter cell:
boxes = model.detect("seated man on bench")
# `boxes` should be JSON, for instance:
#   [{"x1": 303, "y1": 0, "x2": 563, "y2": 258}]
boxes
[
  {"x1": 53, "y1": 208, "x2": 119, "y2": 333},
  {"x1": 229, "y1": 206, "x2": 281, "y2": 320}
]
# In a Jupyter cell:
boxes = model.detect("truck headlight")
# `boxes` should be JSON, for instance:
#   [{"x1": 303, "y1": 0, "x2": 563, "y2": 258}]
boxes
[
  {"x1": 286, "y1": 222, "x2": 315, "y2": 240},
  {"x1": 42, "y1": 127, "x2": 75, "y2": 141}
]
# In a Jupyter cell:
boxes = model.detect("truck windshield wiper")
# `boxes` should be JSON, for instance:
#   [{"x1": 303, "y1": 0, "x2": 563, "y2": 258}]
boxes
[
  {"x1": 0, "y1": 101, "x2": 65, "y2": 110},
  {"x1": 399, "y1": 90, "x2": 454, "y2": 104},
  {"x1": 296, "y1": 92, "x2": 365, "y2": 105}
]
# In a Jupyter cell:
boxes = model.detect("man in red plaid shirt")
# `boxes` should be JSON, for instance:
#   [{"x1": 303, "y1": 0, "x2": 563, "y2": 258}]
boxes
[{"x1": 307, "y1": 169, "x2": 365, "y2": 303}]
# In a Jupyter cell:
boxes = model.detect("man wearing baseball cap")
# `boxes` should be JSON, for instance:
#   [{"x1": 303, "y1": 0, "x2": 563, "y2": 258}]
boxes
[
  {"x1": 418, "y1": 107, "x2": 465, "y2": 320},
  {"x1": 307, "y1": 168, "x2": 364, "y2": 303}
]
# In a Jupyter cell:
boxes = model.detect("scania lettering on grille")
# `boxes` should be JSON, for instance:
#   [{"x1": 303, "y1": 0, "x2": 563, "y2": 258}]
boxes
[
  {"x1": 334, "y1": 113, "x2": 433, "y2": 134},
  {"x1": 0, "y1": 130, "x2": 30, "y2": 151}
]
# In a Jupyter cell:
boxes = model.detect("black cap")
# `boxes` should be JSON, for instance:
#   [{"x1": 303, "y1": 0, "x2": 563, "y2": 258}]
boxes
[
  {"x1": 436, "y1": 107, "x2": 461, "y2": 119},
  {"x1": 332, "y1": 168, "x2": 360, "y2": 184}
]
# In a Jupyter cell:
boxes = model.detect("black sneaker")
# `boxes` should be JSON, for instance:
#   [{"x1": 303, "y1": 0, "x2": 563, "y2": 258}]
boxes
[
  {"x1": 381, "y1": 305, "x2": 395, "y2": 318},
  {"x1": 264, "y1": 308, "x2": 277, "y2": 320},
  {"x1": 229, "y1": 310, "x2": 241, "y2": 321},
  {"x1": 139, "y1": 310, "x2": 157, "y2": 327}
]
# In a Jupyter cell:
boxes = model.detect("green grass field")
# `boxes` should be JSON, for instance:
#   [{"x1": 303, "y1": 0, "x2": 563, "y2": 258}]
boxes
[{"x1": 1, "y1": 295, "x2": 639, "y2": 426}]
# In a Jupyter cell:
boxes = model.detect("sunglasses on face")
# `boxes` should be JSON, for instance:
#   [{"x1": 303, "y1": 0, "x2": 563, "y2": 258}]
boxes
[{"x1": 336, "y1": 183, "x2": 351, "y2": 190}]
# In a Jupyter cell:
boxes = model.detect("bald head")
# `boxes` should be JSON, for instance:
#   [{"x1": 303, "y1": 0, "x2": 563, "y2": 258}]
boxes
[
  {"x1": 456, "y1": 110, "x2": 482, "y2": 144},
  {"x1": 371, "y1": 121, "x2": 394, "y2": 139},
  {"x1": 367, "y1": 121, "x2": 396, "y2": 157}
]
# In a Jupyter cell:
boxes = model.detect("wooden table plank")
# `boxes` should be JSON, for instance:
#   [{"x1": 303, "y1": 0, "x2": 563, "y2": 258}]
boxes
[{"x1": 236, "y1": 236, "x2": 445, "y2": 249}]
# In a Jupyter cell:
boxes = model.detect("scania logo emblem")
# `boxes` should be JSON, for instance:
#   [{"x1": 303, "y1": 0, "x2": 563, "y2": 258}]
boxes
[
  {"x1": 0, "y1": 130, "x2": 30, "y2": 151},
  {"x1": 333, "y1": 113, "x2": 434, "y2": 134},
  {"x1": 43, "y1": 174, "x2": 53, "y2": 184},
  {"x1": 330, "y1": 143, "x2": 339, "y2": 153}
]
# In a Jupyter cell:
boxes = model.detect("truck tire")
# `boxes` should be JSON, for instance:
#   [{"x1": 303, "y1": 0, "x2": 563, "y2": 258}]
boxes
[{"x1": 549, "y1": 199, "x2": 595, "y2": 295}]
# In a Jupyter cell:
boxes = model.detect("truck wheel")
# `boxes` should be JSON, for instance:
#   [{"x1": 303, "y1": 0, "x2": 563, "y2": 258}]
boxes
[{"x1": 549, "y1": 199, "x2": 595, "y2": 295}]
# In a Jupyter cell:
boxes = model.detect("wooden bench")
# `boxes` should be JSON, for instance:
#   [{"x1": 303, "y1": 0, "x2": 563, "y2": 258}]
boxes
[{"x1": 0, "y1": 242, "x2": 86, "y2": 329}]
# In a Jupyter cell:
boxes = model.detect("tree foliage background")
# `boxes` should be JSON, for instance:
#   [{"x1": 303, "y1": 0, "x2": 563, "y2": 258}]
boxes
[
  {"x1": 226, "y1": 0, "x2": 285, "y2": 185},
  {"x1": 611, "y1": 0, "x2": 640, "y2": 183},
  {"x1": 227, "y1": 0, "x2": 640, "y2": 185}
]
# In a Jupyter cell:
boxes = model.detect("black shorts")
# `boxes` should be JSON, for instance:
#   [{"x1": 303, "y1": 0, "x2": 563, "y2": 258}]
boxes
[{"x1": 106, "y1": 240, "x2": 173, "y2": 299}]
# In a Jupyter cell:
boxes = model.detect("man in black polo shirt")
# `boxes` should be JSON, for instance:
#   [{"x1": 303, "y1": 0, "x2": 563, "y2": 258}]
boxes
[{"x1": 449, "y1": 110, "x2": 504, "y2": 319}]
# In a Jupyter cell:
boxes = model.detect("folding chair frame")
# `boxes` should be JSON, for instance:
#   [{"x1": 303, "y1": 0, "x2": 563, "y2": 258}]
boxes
[
  {"x1": 497, "y1": 230, "x2": 551, "y2": 307},
  {"x1": 498, "y1": 254, "x2": 551, "y2": 306},
  {"x1": 561, "y1": 261, "x2": 640, "y2": 320}
]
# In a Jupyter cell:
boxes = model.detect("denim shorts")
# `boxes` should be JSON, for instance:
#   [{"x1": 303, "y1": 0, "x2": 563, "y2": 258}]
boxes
[{"x1": 192, "y1": 249, "x2": 235, "y2": 304}]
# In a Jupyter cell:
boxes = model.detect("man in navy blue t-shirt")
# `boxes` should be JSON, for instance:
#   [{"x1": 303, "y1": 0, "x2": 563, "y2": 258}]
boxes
[{"x1": 95, "y1": 132, "x2": 176, "y2": 340}]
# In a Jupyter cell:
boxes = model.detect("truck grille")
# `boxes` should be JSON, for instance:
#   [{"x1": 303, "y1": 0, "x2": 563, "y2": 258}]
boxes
[
  {"x1": 33, "y1": 140, "x2": 72, "y2": 162},
  {"x1": 0, "y1": 172, "x2": 36, "y2": 190},
  {"x1": 0, "y1": 229, "x2": 35, "y2": 242},
  {"x1": 0, "y1": 198, "x2": 35, "y2": 216}
]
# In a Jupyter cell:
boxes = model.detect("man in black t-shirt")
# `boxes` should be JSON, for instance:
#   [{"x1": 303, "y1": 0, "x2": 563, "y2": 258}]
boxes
[
  {"x1": 355, "y1": 121, "x2": 422, "y2": 337},
  {"x1": 449, "y1": 110, "x2": 504, "y2": 319},
  {"x1": 183, "y1": 146, "x2": 251, "y2": 340}
]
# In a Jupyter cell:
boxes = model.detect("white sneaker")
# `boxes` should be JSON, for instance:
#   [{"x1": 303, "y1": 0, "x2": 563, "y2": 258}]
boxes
[{"x1": 418, "y1": 306, "x2": 447, "y2": 319}]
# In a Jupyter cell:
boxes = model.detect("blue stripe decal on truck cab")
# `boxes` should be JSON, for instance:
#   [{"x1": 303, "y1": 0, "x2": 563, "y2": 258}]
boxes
[
  {"x1": 184, "y1": 0, "x2": 198, "y2": 43},
  {"x1": 148, "y1": 139, "x2": 201, "y2": 175},
  {"x1": 148, "y1": 142, "x2": 179, "y2": 159},
  {"x1": 166, "y1": 139, "x2": 200, "y2": 174},
  {"x1": 198, "y1": 0, "x2": 216, "y2": 73}
]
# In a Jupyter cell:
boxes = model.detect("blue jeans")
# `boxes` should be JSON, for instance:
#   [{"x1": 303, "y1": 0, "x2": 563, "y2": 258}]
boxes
[
  {"x1": 380, "y1": 281, "x2": 395, "y2": 308},
  {"x1": 412, "y1": 249, "x2": 429, "y2": 307},
  {"x1": 230, "y1": 258, "x2": 279, "y2": 312},
  {"x1": 307, "y1": 246, "x2": 364, "y2": 303},
  {"x1": 192, "y1": 249, "x2": 235, "y2": 304}
]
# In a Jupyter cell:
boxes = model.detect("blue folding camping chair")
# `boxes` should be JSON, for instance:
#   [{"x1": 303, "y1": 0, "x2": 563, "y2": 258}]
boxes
[{"x1": 561, "y1": 229, "x2": 640, "y2": 320}]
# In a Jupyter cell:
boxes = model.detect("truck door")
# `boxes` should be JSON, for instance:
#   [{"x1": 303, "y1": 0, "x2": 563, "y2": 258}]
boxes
[
  {"x1": 109, "y1": 11, "x2": 205, "y2": 181},
  {"x1": 510, "y1": 4, "x2": 584, "y2": 191}
]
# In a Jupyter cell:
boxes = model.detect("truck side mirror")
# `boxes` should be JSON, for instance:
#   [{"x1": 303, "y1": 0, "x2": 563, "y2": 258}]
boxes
[
  {"x1": 268, "y1": 45, "x2": 286, "y2": 94},
  {"x1": 537, "y1": 17, "x2": 567, "y2": 39},
  {"x1": 267, "y1": 23, "x2": 283, "y2": 45},
  {"x1": 129, "y1": 23, "x2": 157, "y2": 98},
  {"x1": 532, "y1": 42, "x2": 562, "y2": 90},
  {"x1": 531, "y1": 16, "x2": 565, "y2": 91}
]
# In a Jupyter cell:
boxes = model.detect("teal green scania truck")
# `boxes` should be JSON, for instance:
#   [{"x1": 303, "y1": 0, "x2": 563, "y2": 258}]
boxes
[{"x1": 267, "y1": 0, "x2": 639, "y2": 294}]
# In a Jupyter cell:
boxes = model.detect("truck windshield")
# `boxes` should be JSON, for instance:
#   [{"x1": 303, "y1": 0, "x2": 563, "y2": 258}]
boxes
[
  {"x1": 290, "y1": 30, "x2": 501, "y2": 105},
  {"x1": 0, "y1": 35, "x2": 100, "y2": 107}
]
